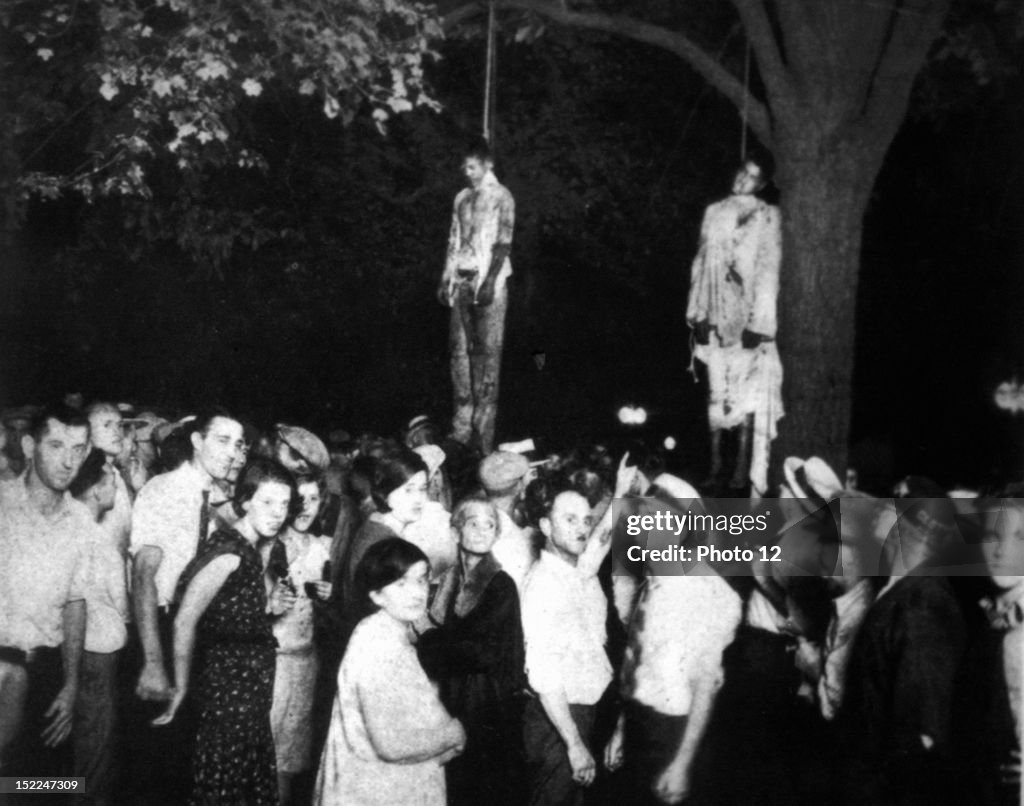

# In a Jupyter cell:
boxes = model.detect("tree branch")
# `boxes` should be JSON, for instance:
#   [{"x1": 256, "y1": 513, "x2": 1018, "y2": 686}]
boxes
[
  {"x1": 443, "y1": 0, "x2": 773, "y2": 147},
  {"x1": 859, "y1": 0, "x2": 951, "y2": 143}
]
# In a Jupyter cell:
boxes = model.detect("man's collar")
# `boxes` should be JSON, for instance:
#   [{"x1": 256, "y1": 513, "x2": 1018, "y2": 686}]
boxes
[
  {"x1": 16, "y1": 471, "x2": 71, "y2": 520},
  {"x1": 540, "y1": 547, "x2": 577, "y2": 573},
  {"x1": 181, "y1": 459, "x2": 212, "y2": 491}
]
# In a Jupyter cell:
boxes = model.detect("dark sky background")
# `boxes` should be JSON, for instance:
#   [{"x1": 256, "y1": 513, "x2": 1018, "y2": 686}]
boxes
[{"x1": 3, "y1": 18, "x2": 1022, "y2": 493}]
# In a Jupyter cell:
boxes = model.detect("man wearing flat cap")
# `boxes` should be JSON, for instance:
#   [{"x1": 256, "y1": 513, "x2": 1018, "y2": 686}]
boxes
[
  {"x1": 274, "y1": 424, "x2": 331, "y2": 476},
  {"x1": 480, "y1": 450, "x2": 535, "y2": 591}
]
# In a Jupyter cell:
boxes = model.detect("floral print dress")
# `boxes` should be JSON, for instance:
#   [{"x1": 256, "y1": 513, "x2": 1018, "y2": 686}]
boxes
[{"x1": 177, "y1": 527, "x2": 278, "y2": 805}]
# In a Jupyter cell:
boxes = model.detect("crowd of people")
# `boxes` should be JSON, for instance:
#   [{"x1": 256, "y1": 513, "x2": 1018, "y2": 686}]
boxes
[{"x1": 0, "y1": 398, "x2": 1021, "y2": 806}]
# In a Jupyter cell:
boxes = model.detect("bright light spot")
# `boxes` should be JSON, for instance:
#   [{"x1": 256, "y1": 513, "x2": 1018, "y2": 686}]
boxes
[
  {"x1": 617, "y1": 405, "x2": 648, "y2": 426},
  {"x1": 663, "y1": 436, "x2": 677, "y2": 451},
  {"x1": 995, "y1": 380, "x2": 1020, "y2": 413}
]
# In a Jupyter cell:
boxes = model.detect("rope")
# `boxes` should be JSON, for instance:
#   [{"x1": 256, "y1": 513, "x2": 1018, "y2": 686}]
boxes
[
  {"x1": 740, "y1": 39, "x2": 751, "y2": 161},
  {"x1": 483, "y1": 0, "x2": 496, "y2": 144}
]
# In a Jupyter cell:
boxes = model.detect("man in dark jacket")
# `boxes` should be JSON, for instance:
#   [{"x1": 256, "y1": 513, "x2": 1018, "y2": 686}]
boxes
[{"x1": 839, "y1": 492, "x2": 967, "y2": 806}]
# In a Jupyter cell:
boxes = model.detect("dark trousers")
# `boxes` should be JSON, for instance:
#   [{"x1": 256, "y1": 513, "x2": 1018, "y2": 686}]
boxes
[
  {"x1": 609, "y1": 700, "x2": 688, "y2": 806},
  {"x1": 8, "y1": 646, "x2": 69, "y2": 774},
  {"x1": 3, "y1": 647, "x2": 72, "y2": 806},
  {"x1": 449, "y1": 277, "x2": 508, "y2": 454},
  {"x1": 121, "y1": 611, "x2": 196, "y2": 805},
  {"x1": 447, "y1": 698, "x2": 527, "y2": 806},
  {"x1": 73, "y1": 650, "x2": 120, "y2": 806},
  {"x1": 523, "y1": 696, "x2": 597, "y2": 806}
]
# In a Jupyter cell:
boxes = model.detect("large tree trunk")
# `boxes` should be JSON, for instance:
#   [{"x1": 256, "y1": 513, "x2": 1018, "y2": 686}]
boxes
[
  {"x1": 773, "y1": 129, "x2": 879, "y2": 475},
  {"x1": 444, "y1": 0, "x2": 951, "y2": 483}
]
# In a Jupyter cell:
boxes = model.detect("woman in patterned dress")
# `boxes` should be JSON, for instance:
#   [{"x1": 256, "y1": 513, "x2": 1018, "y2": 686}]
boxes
[{"x1": 155, "y1": 458, "x2": 297, "y2": 805}]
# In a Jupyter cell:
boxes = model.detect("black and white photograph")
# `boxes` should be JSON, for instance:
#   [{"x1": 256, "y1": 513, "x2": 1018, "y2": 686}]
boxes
[{"x1": 1, "y1": 0, "x2": 1023, "y2": 803}]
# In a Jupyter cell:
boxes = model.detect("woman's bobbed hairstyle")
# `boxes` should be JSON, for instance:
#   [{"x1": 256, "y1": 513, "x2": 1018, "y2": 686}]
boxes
[
  {"x1": 355, "y1": 537, "x2": 429, "y2": 609},
  {"x1": 232, "y1": 457, "x2": 298, "y2": 518},
  {"x1": 367, "y1": 448, "x2": 428, "y2": 513}
]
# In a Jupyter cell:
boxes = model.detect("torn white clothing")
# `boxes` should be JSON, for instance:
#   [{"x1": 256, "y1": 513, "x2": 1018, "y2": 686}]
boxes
[{"x1": 686, "y1": 194, "x2": 781, "y2": 345}]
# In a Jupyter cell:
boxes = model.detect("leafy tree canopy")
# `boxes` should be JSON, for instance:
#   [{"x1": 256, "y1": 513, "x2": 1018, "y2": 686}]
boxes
[{"x1": 1, "y1": 0, "x2": 442, "y2": 217}]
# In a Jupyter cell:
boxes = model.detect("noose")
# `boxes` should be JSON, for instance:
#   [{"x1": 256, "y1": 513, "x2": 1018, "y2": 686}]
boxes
[
  {"x1": 482, "y1": 0, "x2": 497, "y2": 146},
  {"x1": 740, "y1": 39, "x2": 751, "y2": 161}
]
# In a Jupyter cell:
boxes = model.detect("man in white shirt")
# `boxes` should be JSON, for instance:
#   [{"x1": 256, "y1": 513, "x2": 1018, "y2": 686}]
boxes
[
  {"x1": 70, "y1": 448, "x2": 128, "y2": 805},
  {"x1": 604, "y1": 481, "x2": 742, "y2": 806},
  {"x1": 480, "y1": 450, "x2": 537, "y2": 592},
  {"x1": 521, "y1": 483, "x2": 612, "y2": 805},
  {"x1": 85, "y1": 402, "x2": 134, "y2": 554},
  {"x1": 0, "y1": 404, "x2": 91, "y2": 780},
  {"x1": 127, "y1": 407, "x2": 245, "y2": 799}
]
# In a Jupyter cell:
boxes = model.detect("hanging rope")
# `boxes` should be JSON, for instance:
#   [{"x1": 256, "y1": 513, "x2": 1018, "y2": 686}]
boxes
[
  {"x1": 482, "y1": 0, "x2": 497, "y2": 144},
  {"x1": 740, "y1": 39, "x2": 751, "y2": 161}
]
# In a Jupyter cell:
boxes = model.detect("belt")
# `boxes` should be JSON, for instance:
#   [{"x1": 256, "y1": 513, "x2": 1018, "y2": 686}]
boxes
[{"x1": 455, "y1": 269, "x2": 478, "y2": 281}]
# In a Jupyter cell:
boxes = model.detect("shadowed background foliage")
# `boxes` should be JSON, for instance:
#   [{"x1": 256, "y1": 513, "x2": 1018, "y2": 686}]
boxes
[{"x1": 2, "y1": 5, "x2": 1023, "y2": 490}]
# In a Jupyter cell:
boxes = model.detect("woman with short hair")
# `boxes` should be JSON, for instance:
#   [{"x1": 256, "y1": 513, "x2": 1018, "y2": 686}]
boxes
[
  {"x1": 314, "y1": 538, "x2": 464, "y2": 805},
  {"x1": 155, "y1": 458, "x2": 297, "y2": 806},
  {"x1": 337, "y1": 448, "x2": 428, "y2": 628},
  {"x1": 417, "y1": 496, "x2": 527, "y2": 806},
  {"x1": 264, "y1": 472, "x2": 333, "y2": 805}
]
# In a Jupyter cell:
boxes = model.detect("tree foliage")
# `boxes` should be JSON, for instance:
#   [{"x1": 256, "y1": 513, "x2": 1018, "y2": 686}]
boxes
[
  {"x1": 441, "y1": 0, "x2": 1022, "y2": 474},
  {"x1": 1, "y1": 0, "x2": 442, "y2": 218}
]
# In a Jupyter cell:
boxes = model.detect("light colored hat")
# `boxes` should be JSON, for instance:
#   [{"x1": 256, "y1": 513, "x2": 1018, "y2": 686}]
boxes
[
  {"x1": 275, "y1": 424, "x2": 330, "y2": 472},
  {"x1": 153, "y1": 415, "x2": 196, "y2": 445},
  {"x1": 783, "y1": 456, "x2": 844, "y2": 510},
  {"x1": 479, "y1": 451, "x2": 530, "y2": 492},
  {"x1": 122, "y1": 411, "x2": 168, "y2": 442},
  {"x1": 1, "y1": 405, "x2": 38, "y2": 428},
  {"x1": 651, "y1": 472, "x2": 700, "y2": 500},
  {"x1": 404, "y1": 415, "x2": 438, "y2": 447}
]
